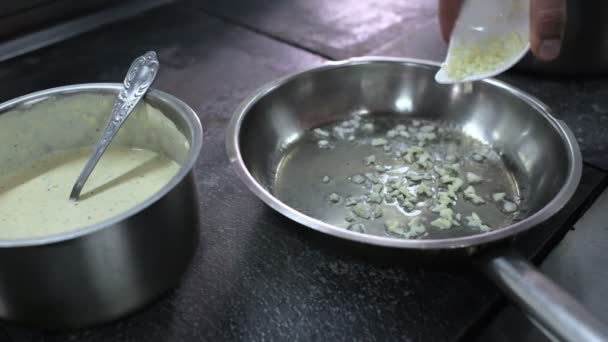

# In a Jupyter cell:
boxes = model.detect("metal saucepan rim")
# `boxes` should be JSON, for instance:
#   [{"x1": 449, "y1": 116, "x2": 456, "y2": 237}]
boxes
[
  {"x1": 226, "y1": 57, "x2": 582, "y2": 250},
  {"x1": 0, "y1": 83, "x2": 203, "y2": 248}
]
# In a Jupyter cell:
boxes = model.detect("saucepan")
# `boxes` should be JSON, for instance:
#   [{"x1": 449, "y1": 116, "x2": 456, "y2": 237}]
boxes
[
  {"x1": 0, "y1": 83, "x2": 202, "y2": 330},
  {"x1": 226, "y1": 57, "x2": 608, "y2": 341}
]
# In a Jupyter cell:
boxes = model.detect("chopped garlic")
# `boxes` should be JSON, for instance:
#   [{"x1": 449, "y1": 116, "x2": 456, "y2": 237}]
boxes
[
  {"x1": 365, "y1": 173, "x2": 380, "y2": 184},
  {"x1": 412, "y1": 120, "x2": 421, "y2": 127},
  {"x1": 438, "y1": 192, "x2": 455, "y2": 206},
  {"x1": 440, "y1": 175, "x2": 455, "y2": 184},
  {"x1": 386, "y1": 130, "x2": 398, "y2": 138},
  {"x1": 384, "y1": 219, "x2": 401, "y2": 234},
  {"x1": 313, "y1": 128, "x2": 330, "y2": 138},
  {"x1": 431, "y1": 217, "x2": 453, "y2": 230},
  {"x1": 322, "y1": 176, "x2": 330, "y2": 183},
  {"x1": 344, "y1": 214, "x2": 356, "y2": 222},
  {"x1": 435, "y1": 166, "x2": 449, "y2": 177},
  {"x1": 403, "y1": 146, "x2": 425, "y2": 163},
  {"x1": 344, "y1": 197, "x2": 358, "y2": 207},
  {"x1": 464, "y1": 185, "x2": 485, "y2": 204},
  {"x1": 416, "y1": 132, "x2": 437, "y2": 143},
  {"x1": 352, "y1": 203, "x2": 372, "y2": 219},
  {"x1": 449, "y1": 189, "x2": 460, "y2": 201},
  {"x1": 399, "y1": 131, "x2": 411, "y2": 138},
  {"x1": 329, "y1": 193, "x2": 342, "y2": 203},
  {"x1": 447, "y1": 178, "x2": 464, "y2": 193},
  {"x1": 430, "y1": 204, "x2": 445, "y2": 213},
  {"x1": 420, "y1": 125, "x2": 435, "y2": 133},
  {"x1": 372, "y1": 206, "x2": 383, "y2": 218},
  {"x1": 398, "y1": 186, "x2": 415, "y2": 200},
  {"x1": 374, "y1": 165, "x2": 386, "y2": 173},
  {"x1": 384, "y1": 193, "x2": 396, "y2": 203},
  {"x1": 465, "y1": 212, "x2": 490, "y2": 232},
  {"x1": 466, "y1": 172, "x2": 483, "y2": 184},
  {"x1": 416, "y1": 183, "x2": 433, "y2": 197},
  {"x1": 383, "y1": 145, "x2": 392, "y2": 152},
  {"x1": 408, "y1": 217, "x2": 426, "y2": 235},
  {"x1": 386, "y1": 180, "x2": 398, "y2": 191},
  {"x1": 503, "y1": 200, "x2": 517, "y2": 213},
  {"x1": 364, "y1": 155, "x2": 376, "y2": 166},
  {"x1": 408, "y1": 145, "x2": 425, "y2": 154},
  {"x1": 439, "y1": 208, "x2": 454, "y2": 220},
  {"x1": 318, "y1": 140, "x2": 330, "y2": 149},
  {"x1": 406, "y1": 171, "x2": 430, "y2": 182},
  {"x1": 430, "y1": 207, "x2": 457, "y2": 230},
  {"x1": 400, "y1": 200, "x2": 415, "y2": 210},
  {"x1": 444, "y1": 32, "x2": 528, "y2": 81},
  {"x1": 395, "y1": 124, "x2": 406, "y2": 131},
  {"x1": 394, "y1": 147, "x2": 406, "y2": 157},
  {"x1": 371, "y1": 138, "x2": 388, "y2": 146},
  {"x1": 472, "y1": 152, "x2": 485, "y2": 162},
  {"x1": 446, "y1": 163, "x2": 460, "y2": 173},
  {"x1": 351, "y1": 174, "x2": 365, "y2": 184},
  {"x1": 492, "y1": 192, "x2": 506, "y2": 202},
  {"x1": 368, "y1": 193, "x2": 382, "y2": 204},
  {"x1": 347, "y1": 223, "x2": 366, "y2": 233},
  {"x1": 361, "y1": 123, "x2": 374, "y2": 133},
  {"x1": 333, "y1": 126, "x2": 352, "y2": 139},
  {"x1": 416, "y1": 152, "x2": 433, "y2": 169}
]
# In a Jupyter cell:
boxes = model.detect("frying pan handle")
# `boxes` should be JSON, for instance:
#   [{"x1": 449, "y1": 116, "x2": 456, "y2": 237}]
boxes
[{"x1": 478, "y1": 250, "x2": 608, "y2": 342}]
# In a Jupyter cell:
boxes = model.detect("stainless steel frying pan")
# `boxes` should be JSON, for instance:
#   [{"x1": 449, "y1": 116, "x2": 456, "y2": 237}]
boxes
[{"x1": 226, "y1": 57, "x2": 608, "y2": 341}]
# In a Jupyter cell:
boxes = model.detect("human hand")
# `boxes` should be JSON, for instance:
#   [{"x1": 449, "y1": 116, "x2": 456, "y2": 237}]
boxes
[{"x1": 438, "y1": 0, "x2": 567, "y2": 61}]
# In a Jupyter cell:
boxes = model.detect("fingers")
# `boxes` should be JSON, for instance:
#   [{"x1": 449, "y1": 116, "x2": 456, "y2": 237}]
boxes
[
  {"x1": 438, "y1": 0, "x2": 464, "y2": 42},
  {"x1": 530, "y1": 0, "x2": 567, "y2": 61}
]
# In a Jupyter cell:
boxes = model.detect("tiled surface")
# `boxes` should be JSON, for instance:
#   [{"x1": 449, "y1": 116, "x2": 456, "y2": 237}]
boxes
[
  {"x1": 371, "y1": 14, "x2": 447, "y2": 62},
  {"x1": 0, "y1": 1, "x2": 607, "y2": 341},
  {"x1": 192, "y1": 0, "x2": 437, "y2": 60},
  {"x1": 474, "y1": 183, "x2": 608, "y2": 341}
]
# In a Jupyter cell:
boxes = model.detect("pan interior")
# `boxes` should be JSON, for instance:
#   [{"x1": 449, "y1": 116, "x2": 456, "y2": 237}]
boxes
[
  {"x1": 237, "y1": 61, "x2": 572, "y2": 243},
  {"x1": 272, "y1": 114, "x2": 523, "y2": 239}
]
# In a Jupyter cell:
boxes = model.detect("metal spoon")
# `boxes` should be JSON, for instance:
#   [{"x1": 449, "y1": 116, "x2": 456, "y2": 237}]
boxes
[
  {"x1": 69, "y1": 51, "x2": 159, "y2": 201},
  {"x1": 435, "y1": 0, "x2": 530, "y2": 84}
]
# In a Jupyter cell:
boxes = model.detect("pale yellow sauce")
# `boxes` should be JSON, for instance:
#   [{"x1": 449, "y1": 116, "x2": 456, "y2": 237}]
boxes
[{"x1": 0, "y1": 146, "x2": 180, "y2": 239}]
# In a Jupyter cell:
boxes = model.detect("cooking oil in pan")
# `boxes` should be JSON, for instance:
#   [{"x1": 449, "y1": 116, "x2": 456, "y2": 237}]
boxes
[{"x1": 273, "y1": 114, "x2": 522, "y2": 240}]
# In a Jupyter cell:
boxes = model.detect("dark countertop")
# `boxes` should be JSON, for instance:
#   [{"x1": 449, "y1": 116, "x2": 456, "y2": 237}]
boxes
[{"x1": 0, "y1": 1, "x2": 607, "y2": 341}]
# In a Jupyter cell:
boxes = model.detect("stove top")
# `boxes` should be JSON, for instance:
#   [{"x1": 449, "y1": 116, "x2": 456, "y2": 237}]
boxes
[{"x1": 0, "y1": 1, "x2": 606, "y2": 341}]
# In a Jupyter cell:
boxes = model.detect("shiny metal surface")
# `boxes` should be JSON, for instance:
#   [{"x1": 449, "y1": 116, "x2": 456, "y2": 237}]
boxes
[
  {"x1": 479, "y1": 250, "x2": 608, "y2": 342},
  {"x1": 476, "y1": 187, "x2": 608, "y2": 342},
  {"x1": 272, "y1": 116, "x2": 520, "y2": 239},
  {"x1": 226, "y1": 57, "x2": 605, "y2": 341},
  {"x1": 0, "y1": 83, "x2": 202, "y2": 329},
  {"x1": 70, "y1": 51, "x2": 159, "y2": 200},
  {"x1": 227, "y1": 57, "x2": 581, "y2": 250},
  {"x1": 516, "y1": 0, "x2": 608, "y2": 75}
]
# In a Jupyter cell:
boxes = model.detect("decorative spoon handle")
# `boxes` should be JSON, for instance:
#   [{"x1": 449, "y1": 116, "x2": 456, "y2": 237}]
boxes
[{"x1": 69, "y1": 51, "x2": 159, "y2": 201}]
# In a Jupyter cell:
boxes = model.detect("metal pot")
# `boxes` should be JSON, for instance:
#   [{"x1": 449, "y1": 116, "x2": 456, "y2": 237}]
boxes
[
  {"x1": 515, "y1": 0, "x2": 608, "y2": 75},
  {"x1": 226, "y1": 57, "x2": 608, "y2": 341},
  {"x1": 0, "y1": 83, "x2": 203, "y2": 330}
]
